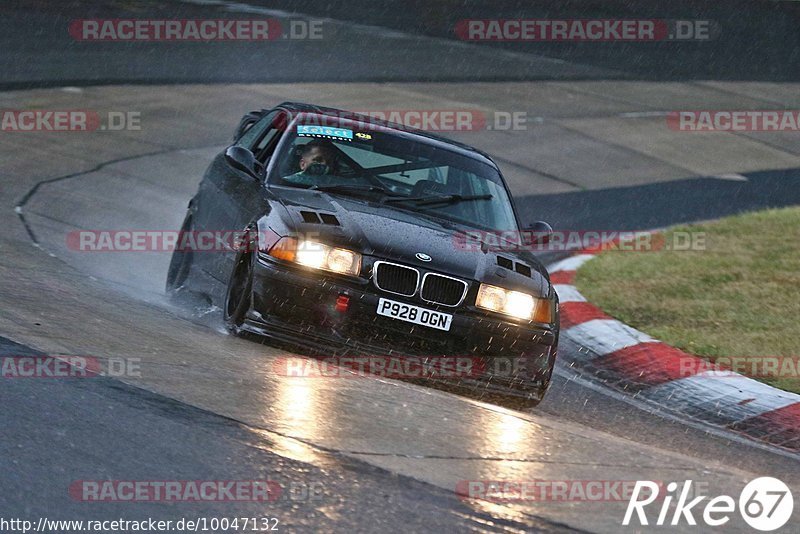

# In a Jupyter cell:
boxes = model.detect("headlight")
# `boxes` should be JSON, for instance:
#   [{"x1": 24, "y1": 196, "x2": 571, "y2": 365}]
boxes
[
  {"x1": 264, "y1": 237, "x2": 361, "y2": 276},
  {"x1": 476, "y1": 283, "x2": 552, "y2": 323}
]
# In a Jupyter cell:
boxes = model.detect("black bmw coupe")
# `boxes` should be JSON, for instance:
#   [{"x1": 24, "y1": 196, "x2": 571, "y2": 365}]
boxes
[{"x1": 167, "y1": 102, "x2": 559, "y2": 404}]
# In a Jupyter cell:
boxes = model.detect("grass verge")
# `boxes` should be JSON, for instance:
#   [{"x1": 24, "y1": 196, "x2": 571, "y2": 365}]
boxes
[{"x1": 575, "y1": 207, "x2": 800, "y2": 394}]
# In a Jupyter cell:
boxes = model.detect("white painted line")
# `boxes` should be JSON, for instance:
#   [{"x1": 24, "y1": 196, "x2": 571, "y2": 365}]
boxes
[
  {"x1": 713, "y1": 173, "x2": 748, "y2": 182},
  {"x1": 642, "y1": 372, "x2": 800, "y2": 423},
  {"x1": 564, "y1": 319, "x2": 657, "y2": 358},
  {"x1": 548, "y1": 254, "x2": 595, "y2": 273},
  {"x1": 618, "y1": 111, "x2": 670, "y2": 118},
  {"x1": 554, "y1": 284, "x2": 586, "y2": 303},
  {"x1": 181, "y1": 0, "x2": 291, "y2": 17}
]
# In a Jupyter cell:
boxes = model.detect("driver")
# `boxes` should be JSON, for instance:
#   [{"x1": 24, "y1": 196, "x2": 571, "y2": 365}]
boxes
[{"x1": 283, "y1": 140, "x2": 340, "y2": 187}]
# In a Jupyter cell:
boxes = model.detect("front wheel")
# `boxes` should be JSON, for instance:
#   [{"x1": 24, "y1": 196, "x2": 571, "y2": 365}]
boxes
[
  {"x1": 165, "y1": 213, "x2": 194, "y2": 297},
  {"x1": 223, "y1": 250, "x2": 254, "y2": 335}
]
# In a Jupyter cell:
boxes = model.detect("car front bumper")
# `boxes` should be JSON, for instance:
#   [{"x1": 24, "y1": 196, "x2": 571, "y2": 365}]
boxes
[{"x1": 246, "y1": 256, "x2": 559, "y2": 396}]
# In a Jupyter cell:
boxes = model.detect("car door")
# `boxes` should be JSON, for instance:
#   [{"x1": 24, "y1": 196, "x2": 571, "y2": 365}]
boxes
[
  {"x1": 188, "y1": 111, "x2": 272, "y2": 280},
  {"x1": 206, "y1": 110, "x2": 288, "y2": 284}
]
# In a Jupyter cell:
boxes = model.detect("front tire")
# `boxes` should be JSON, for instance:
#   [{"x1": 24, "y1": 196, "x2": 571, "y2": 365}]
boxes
[
  {"x1": 224, "y1": 249, "x2": 254, "y2": 335},
  {"x1": 166, "y1": 213, "x2": 194, "y2": 297}
]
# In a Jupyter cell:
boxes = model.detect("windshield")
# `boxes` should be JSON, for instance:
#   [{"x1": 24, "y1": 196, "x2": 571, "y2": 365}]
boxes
[{"x1": 269, "y1": 116, "x2": 519, "y2": 232}]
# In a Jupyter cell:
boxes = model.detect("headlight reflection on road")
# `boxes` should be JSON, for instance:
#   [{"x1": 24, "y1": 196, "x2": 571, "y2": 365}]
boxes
[
  {"x1": 490, "y1": 413, "x2": 527, "y2": 453},
  {"x1": 482, "y1": 411, "x2": 530, "y2": 483},
  {"x1": 277, "y1": 378, "x2": 314, "y2": 422},
  {"x1": 254, "y1": 357, "x2": 348, "y2": 468},
  {"x1": 460, "y1": 409, "x2": 545, "y2": 524},
  {"x1": 269, "y1": 371, "x2": 323, "y2": 464},
  {"x1": 474, "y1": 407, "x2": 550, "y2": 482}
]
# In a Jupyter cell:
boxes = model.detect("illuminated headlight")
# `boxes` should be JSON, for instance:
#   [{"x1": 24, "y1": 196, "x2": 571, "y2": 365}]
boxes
[
  {"x1": 264, "y1": 237, "x2": 361, "y2": 276},
  {"x1": 476, "y1": 283, "x2": 552, "y2": 323}
]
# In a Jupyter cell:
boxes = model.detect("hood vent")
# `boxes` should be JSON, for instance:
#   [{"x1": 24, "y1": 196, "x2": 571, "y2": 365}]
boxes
[
  {"x1": 319, "y1": 213, "x2": 340, "y2": 226},
  {"x1": 496, "y1": 256, "x2": 513, "y2": 269},
  {"x1": 515, "y1": 263, "x2": 532, "y2": 277},
  {"x1": 299, "y1": 210, "x2": 340, "y2": 226},
  {"x1": 496, "y1": 255, "x2": 532, "y2": 278},
  {"x1": 300, "y1": 210, "x2": 321, "y2": 223}
]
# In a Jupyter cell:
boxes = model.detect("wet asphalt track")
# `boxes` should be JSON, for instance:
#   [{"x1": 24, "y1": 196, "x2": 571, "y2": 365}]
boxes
[{"x1": 2, "y1": 1, "x2": 800, "y2": 532}]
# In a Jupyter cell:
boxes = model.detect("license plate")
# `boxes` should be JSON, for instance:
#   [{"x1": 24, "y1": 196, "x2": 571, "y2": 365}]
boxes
[{"x1": 376, "y1": 298, "x2": 453, "y2": 332}]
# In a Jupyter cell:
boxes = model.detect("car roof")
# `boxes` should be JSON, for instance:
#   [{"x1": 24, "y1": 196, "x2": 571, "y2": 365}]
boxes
[{"x1": 273, "y1": 101, "x2": 501, "y2": 170}]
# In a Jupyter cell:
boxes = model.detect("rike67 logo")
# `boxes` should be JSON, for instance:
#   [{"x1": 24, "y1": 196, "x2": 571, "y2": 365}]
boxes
[{"x1": 624, "y1": 477, "x2": 793, "y2": 531}]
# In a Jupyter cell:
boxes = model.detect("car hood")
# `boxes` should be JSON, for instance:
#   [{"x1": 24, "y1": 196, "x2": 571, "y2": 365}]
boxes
[{"x1": 272, "y1": 188, "x2": 550, "y2": 298}]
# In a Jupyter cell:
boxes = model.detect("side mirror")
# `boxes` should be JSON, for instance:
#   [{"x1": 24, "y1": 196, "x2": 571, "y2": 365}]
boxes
[
  {"x1": 527, "y1": 221, "x2": 553, "y2": 245},
  {"x1": 225, "y1": 146, "x2": 260, "y2": 180}
]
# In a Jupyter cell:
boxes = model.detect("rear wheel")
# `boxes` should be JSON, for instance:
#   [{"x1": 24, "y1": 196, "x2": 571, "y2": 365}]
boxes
[{"x1": 224, "y1": 249, "x2": 254, "y2": 335}]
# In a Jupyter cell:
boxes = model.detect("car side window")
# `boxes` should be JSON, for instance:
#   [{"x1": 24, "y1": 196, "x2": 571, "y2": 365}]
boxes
[
  {"x1": 253, "y1": 112, "x2": 288, "y2": 165},
  {"x1": 254, "y1": 128, "x2": 281, "y2": 162},
  {"x1": 236, "y1": 111, "x2": 277, "y2": 150}
]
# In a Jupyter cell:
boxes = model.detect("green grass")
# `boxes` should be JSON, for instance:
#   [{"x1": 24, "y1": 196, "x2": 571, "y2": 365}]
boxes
[{"x1": 575, "y1": 207, "x2": 800, "y2": 393}]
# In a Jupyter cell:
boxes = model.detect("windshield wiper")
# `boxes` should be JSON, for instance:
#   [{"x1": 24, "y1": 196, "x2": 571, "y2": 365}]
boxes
[
  {"x1": 383, "y1": 194, "x2": 492, "y2": 206},
  {"x1": 309, "y1": 184, "x2": 401, "y2": 196}
]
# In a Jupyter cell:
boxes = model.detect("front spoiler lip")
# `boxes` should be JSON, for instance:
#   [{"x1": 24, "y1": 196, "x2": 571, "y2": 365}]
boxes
[
  {"x1": 238, "y1": 313, "x2": 552, "y2": 402},
  {"x1": 242, "y1": 311, "x2": 450, "y2": 358}
]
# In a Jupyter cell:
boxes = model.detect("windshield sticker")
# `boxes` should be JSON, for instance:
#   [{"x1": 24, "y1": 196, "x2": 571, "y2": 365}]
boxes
[
  {"x1": 297, "y1": 125, "x2": 353, "y2": 141},
  {"x1": 355, "y1": 132, "x2": 372, "y2": 140}
]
